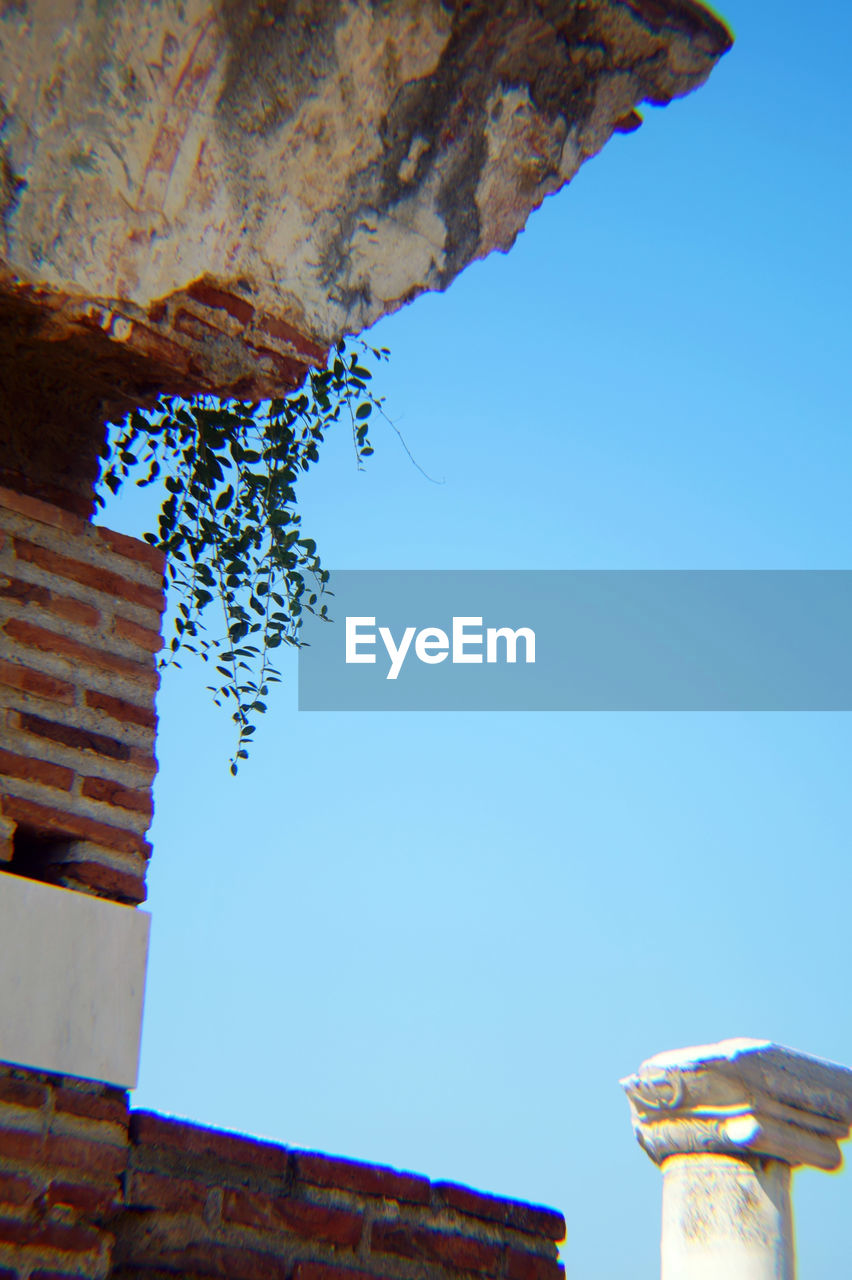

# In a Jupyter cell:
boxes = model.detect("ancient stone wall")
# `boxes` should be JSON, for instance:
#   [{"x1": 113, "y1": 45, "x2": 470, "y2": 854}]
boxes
[
  {"x1": 0, "y1": 0, "x2": 732, "y2": 510},
  {"x1": 0, "y1": 4, "x2": 734, "y2": 1276},
  {"x1": 0, "y1": 484, "x2": 567, "y2": 1280},
  {"x1": 0, "y1": 1061, "x2": 566, "y2": 1280},
  {"x1": 0, "y1": 1065, "x2": 128, "y2": 1279}
]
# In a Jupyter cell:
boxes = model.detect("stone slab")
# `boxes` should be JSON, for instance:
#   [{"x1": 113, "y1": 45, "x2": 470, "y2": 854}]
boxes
[{"x1": 0, "y1": 870, "x2": 149, "y2": 1087}]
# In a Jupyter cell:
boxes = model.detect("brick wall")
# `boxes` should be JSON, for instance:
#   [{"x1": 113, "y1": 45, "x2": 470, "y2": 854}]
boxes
[
  {"x1": 0, "y1": 1063, "x2": 565, "y2": 1280},
  {"x1": 119, "y1": 1113, "x2": 565, "y2": 1280},
  {"x1": 0, "y1": 483, "x2": 567, "y2": 1280},
  {"x1": 0, "y1": 486, "x2": 164, "y2": 906},
  {"x1": 0, "y1": 1064, "x2": 128, "y2": 1280}
]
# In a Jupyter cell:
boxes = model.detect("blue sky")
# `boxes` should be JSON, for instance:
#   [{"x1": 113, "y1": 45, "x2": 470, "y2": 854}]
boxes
[{"x1": 105, "y1": 3, "x2": 852, "y2": 1276}]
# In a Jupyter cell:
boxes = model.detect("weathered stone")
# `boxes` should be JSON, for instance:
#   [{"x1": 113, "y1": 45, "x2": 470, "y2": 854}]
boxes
[
  {"x1": 622, "y1": 1039, "x2": 852, "y2": 1280},
  {"x1": 659, "y1": 1154, "x2": 794, "y2": 1280},
  {"x1": 622, "y1": 1037, "x2": 852, "y2": 1171},
  {"x1": 0, "y1": 0, "x2": 730, "y2": 509}
]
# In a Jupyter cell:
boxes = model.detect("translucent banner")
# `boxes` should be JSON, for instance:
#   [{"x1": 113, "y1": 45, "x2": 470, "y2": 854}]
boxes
[{"x1": 297, "y1": 571, "x2": 852, "y2": 711}]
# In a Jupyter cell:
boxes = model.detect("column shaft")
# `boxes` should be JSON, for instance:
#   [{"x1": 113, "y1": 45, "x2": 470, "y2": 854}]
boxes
[{"x1": 661, "y1": 1154, "x2": 794, "y2": 1280}]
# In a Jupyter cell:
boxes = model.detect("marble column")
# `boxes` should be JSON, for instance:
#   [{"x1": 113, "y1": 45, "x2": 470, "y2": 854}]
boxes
[{"x1": 621, "y1": 1038, "x2": 852, "y2": 1280}]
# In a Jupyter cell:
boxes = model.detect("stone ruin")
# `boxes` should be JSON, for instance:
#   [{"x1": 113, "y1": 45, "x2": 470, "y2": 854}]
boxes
[
  {"x1": 0, "y1": 0, "x2": 730, "y2": 513},
  {"x1": 7, "y1": 5, "x2": 844, "y2": 1280}
]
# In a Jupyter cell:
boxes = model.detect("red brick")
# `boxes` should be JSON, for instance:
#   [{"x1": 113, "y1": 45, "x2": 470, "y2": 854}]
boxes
[
  {"x1": 50, "y1": 861, "x2": 147, "y2": 906},
  {"x1": 46, "y1": 1179, "x2": 120, "y2": 1215},
  {"x1": 174, "y1": 307, "x2": 225, "y2": 344},
  {"x1": 0, "y1": 576, "x2": 100, "y2": 628},
  {"x1": 0, "y1": 1214, "x2": 101, "y2": 1253},
  {"x1": 0, "y1": 467, "x2": 92, "y2": 520},
  {"x1": 128, "y1": 748, "x2": 157, "y2": 777},
  {"x1": 3, "y1": 619, "x2": 158, "y2": 687},
  {"x1": 0, "y1": 575, "x2": 51, "y2": 607},
  {"x1": 46, "y1": 597, "x2": 101, "y2": 629},
  {"x1": 0, "y1": 1128, "x2": 43, "y2": 1162},
  {"x1": 244, "y1": 342, "x2": 304, "y2": 387},
  {"x1": 44, "y1": 1133, "x2": 126, "y2": 1177},
  {"x1": 114, "y1": 615, "x2": 162, "y2": 654},
  {"x1": 296, "y1": 1152, "x2": 430, "y2": 1205},
  {"x1": 370, "y1": 1224, "x2": 502, "y2": 1275},
  {"x1": 123, "y1": 320, "x2": 192, "y2": 376},
  {"x1": 506, "y1": 1250, "x2": 564, "y2": 1280},
  {"x1": 435, "y1": 1184, "x2": 566, "y2": 1241},
  {"x1": 0, "y1": 1078, "x2": 48, "y2": 1110},
  {"x1": 53, "y1": 1088, "x2": 128, "y2": 1129},
  {"x1": 12, "y1": 540, "x2": 164, "y2": 613},
  {"x1": 0, "y1": 659, "x2": 74, "y2": 704},
  {"x1": 0, "y1": 487, "x2": 87, "y2": 537},
  {"x1": 96, "y1": 528, "x2": 166, "y2": 575},
  {"x1": 255, "y1": 313, "x2": 327, "y2": 362},
  {"x1": 223, "y1": 1188, "x2": 362, "y2": 1248},
  {"x1": 84, "y1": 688, "x2": 155, "y2": 731},
  {"x1": 125, "y1": 1169, "x2": 209, "y2": 1214},
  {"x1": 18, "y1": 712, "x2": 131, "y2": 761},
  {"x1": 0, "y1": 747, "x2": 73, "y2": 791},
  {"x1": 0, "y1": 1172, "x2": 37, "y2": 1208},
  {"x1": 129, "y1": 1112, "x2": 289, "y2": 1176},
  {"x1": 136, "y1": 1242, "x2": 289, "y2": 1280},
  {"x1": 187, "y1": 280, "x2": 255, "y2": 327},
  {"x1": 1, "y1": 797, "x2": 148, "y2": 858},
  {"x1": 80, "y1": 776, "x2": 152, "y2": 818}
]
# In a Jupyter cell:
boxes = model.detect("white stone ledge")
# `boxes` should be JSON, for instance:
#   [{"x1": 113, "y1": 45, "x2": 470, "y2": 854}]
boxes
[{"x1": 0, "y1": 870, "x2": 149, "y2": 1087}]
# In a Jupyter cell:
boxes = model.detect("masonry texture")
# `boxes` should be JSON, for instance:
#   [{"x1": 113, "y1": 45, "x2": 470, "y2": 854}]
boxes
[
  {"x1": 0, "y1": 472, "x2": 570, "y2": 1280},
  {"x1": 0, "y1": 0, "x2": 731, "y2": 512},
  {"x1": 0, "y1": 1062, "x2": 566, "y2": 1280},
  {"x1": 0, "y1": 3, "x2": 733, "y2": 1272},
  {"x1": 0, "y1": 441, "x2": 568, "y2": 1280},
  {"x1": 0, "y1": 487, "x2": 163, "y2": 906}
]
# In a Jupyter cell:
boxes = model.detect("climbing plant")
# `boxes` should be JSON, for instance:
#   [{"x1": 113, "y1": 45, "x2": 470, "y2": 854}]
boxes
[{"x1": 97, "y1": 341, "x2": 388, "y2": 773}]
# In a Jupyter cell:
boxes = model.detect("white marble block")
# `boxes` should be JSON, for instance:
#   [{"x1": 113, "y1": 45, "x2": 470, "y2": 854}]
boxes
[{"x1": 0, "y1": 870, "x2": 149, "y2": 1087}]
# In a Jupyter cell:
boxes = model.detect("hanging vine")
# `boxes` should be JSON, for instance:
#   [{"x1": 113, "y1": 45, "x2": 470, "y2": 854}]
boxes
[{"x1": 97, "y1": 340, "x2": 388, "y2": 772}]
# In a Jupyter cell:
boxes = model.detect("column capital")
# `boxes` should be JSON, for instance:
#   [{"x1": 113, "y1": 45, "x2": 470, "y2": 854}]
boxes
[{"x1": 621, "y1": 1038, "x2": 852, "y2": 1171}]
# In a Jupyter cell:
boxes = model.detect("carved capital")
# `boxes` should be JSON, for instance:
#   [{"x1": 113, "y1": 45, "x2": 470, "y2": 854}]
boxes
[{"x1": 621, "y1": 1039, "x2": 852, "y2": 1171}]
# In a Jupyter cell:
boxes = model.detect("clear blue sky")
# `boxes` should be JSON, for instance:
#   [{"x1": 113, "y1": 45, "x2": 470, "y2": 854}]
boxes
[{"x1": 104, "y1": 4, "x2": 852, "y2": 1276}]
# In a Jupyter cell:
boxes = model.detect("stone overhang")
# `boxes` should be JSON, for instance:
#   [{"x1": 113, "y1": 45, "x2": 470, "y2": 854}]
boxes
[{"x1": 0, "y1": 0, "x2": 731, "y2": 511}]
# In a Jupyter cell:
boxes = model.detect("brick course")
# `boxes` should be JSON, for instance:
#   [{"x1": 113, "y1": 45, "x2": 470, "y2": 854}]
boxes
[
  {"x1": 0, "y1": 1062, "x2": 565, "y2": 1280},
  {"x1": 0, "y1": 488, "x2": 162, "y2": 905},
  {"x1": 118, "y1": 1111, "x2": 565, "y2": 1280},
  {"x1": 0, "y1": 1067, "x2": 125, "y2": 1280},
  {"x1": 295, "y1": 1154, "x2": 430, "y2": 1206}
]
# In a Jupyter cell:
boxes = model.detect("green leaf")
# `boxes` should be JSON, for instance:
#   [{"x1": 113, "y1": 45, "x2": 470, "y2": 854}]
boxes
[{"x1": 96, "y1": 339, "x2": 387, "y2": 771}]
